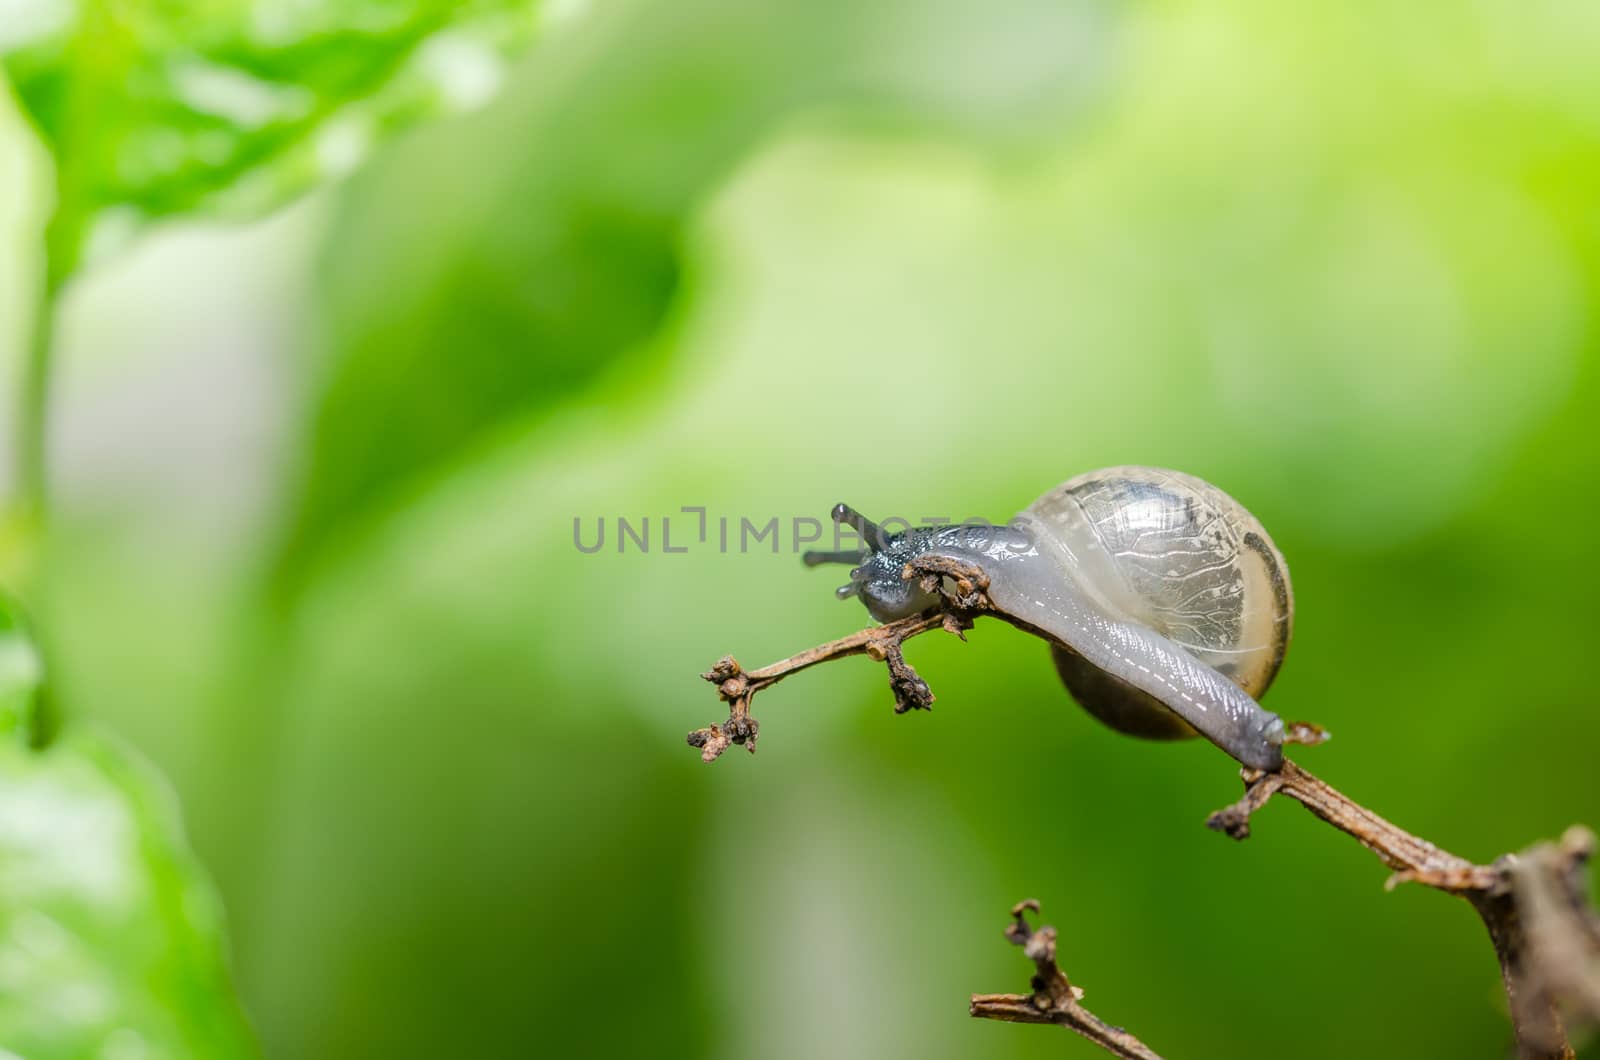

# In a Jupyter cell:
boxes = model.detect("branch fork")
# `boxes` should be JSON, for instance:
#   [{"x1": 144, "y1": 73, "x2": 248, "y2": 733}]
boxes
[
  {"x1": 686, "y1": 555, "x2": 986, "y2": 761},
  {"x1": 969, "y1": 900, "x2": 1164, "y2": 1060}
]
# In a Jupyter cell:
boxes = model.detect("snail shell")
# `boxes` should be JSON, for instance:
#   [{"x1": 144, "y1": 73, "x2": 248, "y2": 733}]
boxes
[{"x1": 1023, "y1": 467, "x2": 1293, "y2": 743}]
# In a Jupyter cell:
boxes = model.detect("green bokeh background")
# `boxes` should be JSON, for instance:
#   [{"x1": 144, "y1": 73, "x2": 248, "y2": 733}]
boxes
[{"x1": 4, "y1": 0, "x2": 1600, "y2": 1056}]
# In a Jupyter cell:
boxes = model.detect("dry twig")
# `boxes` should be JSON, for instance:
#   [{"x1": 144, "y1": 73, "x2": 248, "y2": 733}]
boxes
[
  {"x1": 687, "y1": 562, "x2": 1600, "y2": 1058},
  {"x1": 686, "y1": 608, "x2": 969, "y2": 761},
  {"x1": 969, "y1": 899, "x2": 1164, "y2": 1060},
  {"x1": 1207, "y1": 765, "x2": 1598, "y2": 1059}
]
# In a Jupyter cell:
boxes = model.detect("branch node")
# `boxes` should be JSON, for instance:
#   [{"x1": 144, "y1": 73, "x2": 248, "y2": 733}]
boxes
[
  {"x1": 701, "y1": 655, "x2": 743, "y2": 688},
  {"x1": 881, "y1": 638, "x2": 933, "y2": 714},
  {"x1": 688, "y1": 657, "x2": 759, "y2": 761},
  {"x1": 1283, "y1": 719, "x2": 1331, "y2": 746},
  {"x1": 972, "y1": 900, "x2": 1162, "y2": 1059},
  {"x1": 1204, "y1": 767, "x2": 1282, "y2": 840}
]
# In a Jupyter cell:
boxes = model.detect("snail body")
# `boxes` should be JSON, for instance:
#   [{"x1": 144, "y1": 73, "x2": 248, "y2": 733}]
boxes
[{"x1": 804, "y1": 467, "x2": 1294, "y2": 771}]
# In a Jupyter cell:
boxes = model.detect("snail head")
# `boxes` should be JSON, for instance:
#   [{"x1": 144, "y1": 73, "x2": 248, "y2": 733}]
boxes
[{"x1": 802, "y1": 503, "x2": 939, "y2": 621}]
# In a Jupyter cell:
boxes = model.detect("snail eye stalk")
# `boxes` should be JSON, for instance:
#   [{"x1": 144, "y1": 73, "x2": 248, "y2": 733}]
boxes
[
  {"x1": 830, "y1": 503, "x2": 887, "y2": 552},
  {"x1": 802, "y1": 549, "x2": 868, "y2": 567}
]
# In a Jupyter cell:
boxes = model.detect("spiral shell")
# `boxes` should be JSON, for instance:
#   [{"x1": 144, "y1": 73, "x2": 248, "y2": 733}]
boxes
[{"x1": 1019, "y1": 466, "x2": 1294, "y2": 739}]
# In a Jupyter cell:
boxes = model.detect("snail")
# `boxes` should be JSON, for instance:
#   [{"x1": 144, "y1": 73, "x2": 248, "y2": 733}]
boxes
[{"x1": 803, "y1": 466, "x2": 1293, "y2": 771}]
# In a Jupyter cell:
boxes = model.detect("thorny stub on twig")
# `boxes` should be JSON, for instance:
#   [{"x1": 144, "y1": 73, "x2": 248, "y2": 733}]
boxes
[
  {"x1": 969, "y1": 900, "x2": 1164, "y2": 1060},
  {"x1": 686, "y1": 656, "x2": 761, "y2": 762}
]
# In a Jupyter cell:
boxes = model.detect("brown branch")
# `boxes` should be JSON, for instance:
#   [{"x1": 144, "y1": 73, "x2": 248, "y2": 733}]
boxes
[
  {"x1": 970, "y1": 899, "x2": 1164, "y2": 1060},
  {"x1": 1207, "y1": 762, "x2": 1597, "y2": 1059},
  {"x1": 688, "y1": 560, "x2": 1600, "y2": 1057},
  {"x1": 685, "y1": 608, "x2": 972, "y2": 761}
]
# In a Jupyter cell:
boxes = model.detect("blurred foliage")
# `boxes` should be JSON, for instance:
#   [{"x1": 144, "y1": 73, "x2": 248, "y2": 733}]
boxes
[
  {"x1": 0, "y1": 729, "x2": 255, "y2": 1059},
  {"x1": 0, "y1": 0, "x2": 541, "y2": 284},
  {"x1": 274, "y1": 0, "x2": 1105, "y2": 590},
  {"x1": 0, "y1": 593, "x2": 42, "y2": 742},
  {"x1": 3, "y1": 0, "x2": 1600, "y2": 1059},
  {"x1": 2, "y1": 1, "x2": 557, "y2": 1055}
]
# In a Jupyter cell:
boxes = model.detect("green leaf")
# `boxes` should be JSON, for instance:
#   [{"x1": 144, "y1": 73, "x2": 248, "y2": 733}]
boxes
[
  {"x1": 0, "y1": 0, "x2": 545, "y2": 286},
  {"x1": 0, "y1": 727, "x2": 257, "y2": 1059}
]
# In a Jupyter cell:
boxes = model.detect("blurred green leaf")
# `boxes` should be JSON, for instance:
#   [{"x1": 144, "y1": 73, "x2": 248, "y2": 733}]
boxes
[
  {"x1": 0, "y1": 727, "x2": 256, "y2": 1059},
  {"x1": 0, "y1": 0, "x2": 544, "y2": 286},
  {"x1": 0, "y1": 594, "x2": 42, "y2": 743},
  {"x1": 274, "y1": 0, "x2": 1106, "y2": 591}
]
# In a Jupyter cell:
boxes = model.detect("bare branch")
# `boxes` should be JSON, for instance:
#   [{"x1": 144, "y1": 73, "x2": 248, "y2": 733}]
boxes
[
  {"x1": 1207, "y1": 762, "x2": 1596, "y2": 1059},
  {"x1": 1204, "y1": 762, "x2": 1483, "y2": 880},
  {"x1": 686, "y1": 608, "x2": 970, "y2": 761},
  {"x1": 970, "y1": 900, "x2": 1164, "y2": 1060},
  {"x1": 689, "y1": 561, "x2": 1600, "y2": 1057}
]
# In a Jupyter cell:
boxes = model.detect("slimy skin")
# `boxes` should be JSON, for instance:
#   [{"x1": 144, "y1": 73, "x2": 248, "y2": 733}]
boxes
[{"x1": 809, "y1": 467, "x2": 1294, "y2": 772}]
